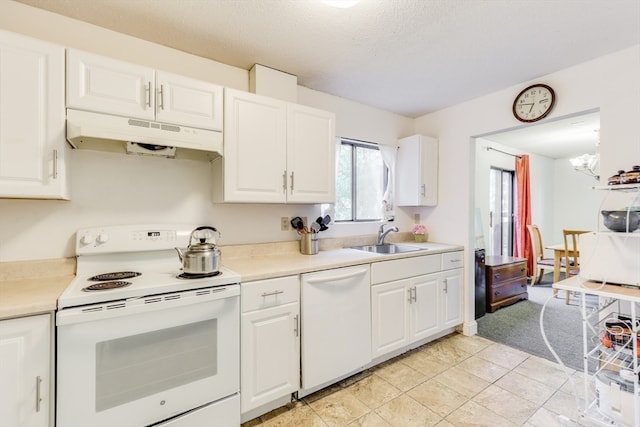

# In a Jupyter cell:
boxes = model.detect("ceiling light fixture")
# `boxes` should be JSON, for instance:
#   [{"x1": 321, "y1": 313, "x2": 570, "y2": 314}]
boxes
[
  {"x1": 569, "y1": 153, "x2": 599, "y2": 180},
  {"x1": 322, "y1": 0, "x2": 361, "y2": 8},
  {"x1": 569, "y1": 130, "x2": 600, "y2": 180}
]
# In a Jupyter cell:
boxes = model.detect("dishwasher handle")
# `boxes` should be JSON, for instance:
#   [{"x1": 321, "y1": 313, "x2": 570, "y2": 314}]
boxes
[{"x1": 305, "y1": 268, "x2": 368, "y2": 284}]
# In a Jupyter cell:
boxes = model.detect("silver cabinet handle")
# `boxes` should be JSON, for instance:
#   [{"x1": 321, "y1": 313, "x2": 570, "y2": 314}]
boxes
[
  {"x1": 294, "y1": 314, "x2": 299, "y2": 337},
  {"x1": 52, "y1": 149, "x2": 58, "y2": 179},
  {"x1": 35, "y1": 376, "x2": 42, "y2": 412},
  {"x1": 282, "y1": 171, "x2": 287, "y2": 193},
  {"x1": 145, "y1": 81, "x2": 151, "y2": 108},
  {"x1": 407, "y1": 288, "x2": 412, "y2": 303},
  {"x1": 412, "y1": 287, "x2": 417, "y2": 303},
  {"x1": 158, "y1": 84, "x2": 165, "y2": 110},
  {"x1": 261, "y1": 290, "x2": 284, "y2": 297},
  {"x1": 443, "y1": 278, "x2": 448, "y2": 293},
  {"x1": 421, "y1": 184, "x2": 426, "y2": 196},
  {"x1": 290, "y1": 171, "x2": 295, "y2": 191}
]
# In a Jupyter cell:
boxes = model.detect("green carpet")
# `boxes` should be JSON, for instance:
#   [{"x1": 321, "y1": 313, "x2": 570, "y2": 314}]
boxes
[{"x1": 477, "y1": 273, "x2": 598, "y2": 372}]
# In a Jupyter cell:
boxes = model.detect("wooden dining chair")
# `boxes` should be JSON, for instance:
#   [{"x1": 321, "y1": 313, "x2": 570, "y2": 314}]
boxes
[
  {"x1": 562, "y1": 229, "x2": 591, "y2": 304},
  {"x1": 526, "y1": 224, "x2": 557, "y2": 285}
]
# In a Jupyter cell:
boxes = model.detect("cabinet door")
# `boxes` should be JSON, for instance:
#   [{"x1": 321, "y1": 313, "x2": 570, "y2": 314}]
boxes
[
  {"x1": 0, "y1": 314, "x2": 51, "y2": 427},
  {"x1": 371, "y1": 280, "x2": 411, "y2": 358},
  {"x1": 222, "y1": 88, "x2": 287, "y2": 202},
  {"x1": 286, "y1": 104, "x2": 336, "y2": 203},
  {"x1": 241, "y1": 303, "x2": 299, "y2": 413},
  {"x1": 156, "y1": 71, "x2": 223, "y2": 130},
  {"x1": 396, "y1": 135, "x2": 438, "y2": 206},
  {"x1": 0, "y1": 30, "x2": 68, "y2": 199},
  {"x1": 410, "y1": 273, "x2": 440, "y2": 342},
  {"x1": 67, "y1": 49, "x2": 155, "y2": 119},
  {"x1": 441, "y1": 268, "x2": 463, "y2": 328}
]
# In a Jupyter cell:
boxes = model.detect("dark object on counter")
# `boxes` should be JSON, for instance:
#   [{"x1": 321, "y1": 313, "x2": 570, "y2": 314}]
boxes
[
  {"x1": 608, "y1": 170, "x2": 626, "y2": 185},
  {"x1": 474, "y1": 249, "x2": 486, "y2": 319},
  {"x1": 601, "y1": 210, "x2": 640, "y2": 232},
  {"x1": 621, "y1": 165, "x2": 640, "y2": 184}
]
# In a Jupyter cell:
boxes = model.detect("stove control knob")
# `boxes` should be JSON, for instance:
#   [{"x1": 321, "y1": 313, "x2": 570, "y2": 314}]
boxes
[
  {"x1": 97, "y1": 233, "x2": 109, "y2": 244},
  {"x1": 80, "y1": 233, "x2": 95, "y2": 245}
]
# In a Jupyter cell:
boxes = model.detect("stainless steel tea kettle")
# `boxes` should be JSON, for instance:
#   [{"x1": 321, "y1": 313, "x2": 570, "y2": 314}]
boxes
[{"x1": 175, "y1": 226, "x2": 221, "y2": 275}]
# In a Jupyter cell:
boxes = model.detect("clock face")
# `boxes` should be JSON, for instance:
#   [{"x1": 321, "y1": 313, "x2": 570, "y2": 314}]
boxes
[{"x1": 512, "y1": 84, "x2": 555, "y2": 122}]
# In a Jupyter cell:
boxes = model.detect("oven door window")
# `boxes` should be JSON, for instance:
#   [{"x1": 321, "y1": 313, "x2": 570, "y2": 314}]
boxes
[{"x1": 96, "y1": 319, "x2": 217, "y2": 411}]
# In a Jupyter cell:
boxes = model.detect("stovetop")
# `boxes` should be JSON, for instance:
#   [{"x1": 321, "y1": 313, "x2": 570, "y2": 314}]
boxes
[{"x1": 58, "y1": 224, "x2": 241, "y2": 309}]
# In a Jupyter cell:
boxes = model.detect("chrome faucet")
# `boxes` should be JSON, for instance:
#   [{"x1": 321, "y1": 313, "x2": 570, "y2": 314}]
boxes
[{"x1": 377, "y1": 223, "x2": 399, "y2": 245}]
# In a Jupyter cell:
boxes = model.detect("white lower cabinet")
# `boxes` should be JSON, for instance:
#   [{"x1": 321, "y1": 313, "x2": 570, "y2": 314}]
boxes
[
  {"x1": 240, "y1": 276, "x2": 299, "y2": 418},
  {"x1": 0, "y1": 314, "x2": 52, "y2": 427},
  {"x1": 371, "y1": 252, "x2": 463, "y2": 359}
]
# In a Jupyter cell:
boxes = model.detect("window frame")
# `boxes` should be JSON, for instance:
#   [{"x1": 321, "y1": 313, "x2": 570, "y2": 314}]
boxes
[{"x1": 335, "y1": 138, "x2": 388, "y2": 223}]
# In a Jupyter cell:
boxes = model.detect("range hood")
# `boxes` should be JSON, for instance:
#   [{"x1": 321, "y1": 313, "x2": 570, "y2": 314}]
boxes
[{"x1": 66, "y1": 109, "x2": 223, "y2": 157}]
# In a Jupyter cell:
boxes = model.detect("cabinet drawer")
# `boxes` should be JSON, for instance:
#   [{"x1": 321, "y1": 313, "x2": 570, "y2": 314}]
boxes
[
  {"x1": 241, "y1": 275, "x2": 299, "y2": 313},
  {"x1": 488, "y1": 278, "x2": 528, "y2": 303},
  {"x1": 371, "y1": 254, "x2": 441, "y2": 285},
  {"x1": 441, "y1": 251, "x2": 463, "y2": 271},
  {"x1": 488, "y1": 263, "x2": 526, "y2": 284}
]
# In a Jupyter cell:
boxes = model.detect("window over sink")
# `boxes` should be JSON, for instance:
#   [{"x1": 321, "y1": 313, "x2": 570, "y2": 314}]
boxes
[{"x1": 334, "y1": 138, "x2": 388, "y2": 222}]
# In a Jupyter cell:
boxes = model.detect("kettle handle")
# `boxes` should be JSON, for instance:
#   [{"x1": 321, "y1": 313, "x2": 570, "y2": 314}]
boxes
[{"x1": 189, "y1": 226, "x2": 221, "y2": 245}]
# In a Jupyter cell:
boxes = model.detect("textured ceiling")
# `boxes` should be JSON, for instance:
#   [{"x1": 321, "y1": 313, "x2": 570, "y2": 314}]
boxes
[{"x1": 13, "y1": 0, "x2": 640, "y2": 119}]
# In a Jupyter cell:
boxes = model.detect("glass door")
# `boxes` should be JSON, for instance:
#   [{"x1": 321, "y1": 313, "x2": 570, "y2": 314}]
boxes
[{"x1": 489, "y1": 167, "x2": 515, "y2": 256}]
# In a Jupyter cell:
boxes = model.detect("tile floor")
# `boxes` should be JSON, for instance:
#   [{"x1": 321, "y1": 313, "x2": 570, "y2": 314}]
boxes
[{"x1": 242, "y1": 333, "x2": 592, "y2": 427}]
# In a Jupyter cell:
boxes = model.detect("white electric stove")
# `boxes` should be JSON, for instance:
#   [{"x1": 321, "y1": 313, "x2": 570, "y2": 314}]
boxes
[{"x1": 56, "y1": 224, "x2": 241, "y2": 427}]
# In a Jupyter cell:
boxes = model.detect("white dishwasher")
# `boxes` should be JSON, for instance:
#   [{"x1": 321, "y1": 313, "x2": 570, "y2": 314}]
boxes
[{"x1": 300, "y1": 265, "x2": 371, "y2": 396}]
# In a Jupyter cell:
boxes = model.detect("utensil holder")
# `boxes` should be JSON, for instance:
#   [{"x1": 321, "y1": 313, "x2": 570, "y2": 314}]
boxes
[{"x1": 300, "y1": 233, "x2": 319, "y2": 255}]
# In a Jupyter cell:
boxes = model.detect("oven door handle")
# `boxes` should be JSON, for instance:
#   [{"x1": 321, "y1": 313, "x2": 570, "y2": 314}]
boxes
[{"x1": 57, "y1": 285, "x2": 239, "y2": 326}]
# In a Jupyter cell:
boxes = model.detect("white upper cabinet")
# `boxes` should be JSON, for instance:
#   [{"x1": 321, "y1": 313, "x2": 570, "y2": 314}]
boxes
[
  {"x1": 67, "y1": 49, "x2": 223, "y2": 131},
  {"x1": 396, "y1": 134, "x2": 438, "y2": 206},
  {"x1": 214, "y1": 88, "x2": 335, "y2": 204},
  {"x1": 286, "y1": 103, "x2": 335, "y2": 203},
  {"x1": 0, "y1": 30, "x2": 69, "y2": 200},
  {"x1": 217, "y1": 88, "x2": 288, "y2": 203}
]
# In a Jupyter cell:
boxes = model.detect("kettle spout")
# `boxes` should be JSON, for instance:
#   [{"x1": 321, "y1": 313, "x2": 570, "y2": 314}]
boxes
[{"x1": 175, "y1": 247, "x2": 185, "y2": 262}]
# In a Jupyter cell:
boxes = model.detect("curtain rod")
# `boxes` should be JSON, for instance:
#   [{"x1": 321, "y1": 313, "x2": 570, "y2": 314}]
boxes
[{"x1": 486, "y1": 147, "x2": 522, "y2": 158}]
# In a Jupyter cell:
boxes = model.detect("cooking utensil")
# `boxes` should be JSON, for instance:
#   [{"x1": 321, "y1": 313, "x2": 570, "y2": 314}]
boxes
[
  {"x1": 175, "y1": 226, "x2": 221, "y2": 274},
  {"x1": 310, "y1": 222, "x2": 321, "y2": 233},
  {"x1": 315, "y1": 215, "x2": 331, "y2": 231},
  {"x1": 601, "y1": 210, "x2": 640, "y2": 232}
]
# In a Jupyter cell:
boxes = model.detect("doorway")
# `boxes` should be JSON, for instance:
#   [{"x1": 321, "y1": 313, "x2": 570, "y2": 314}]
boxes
[{"x1": 489, "y1": 167, "x2": 514, "y2": 256}]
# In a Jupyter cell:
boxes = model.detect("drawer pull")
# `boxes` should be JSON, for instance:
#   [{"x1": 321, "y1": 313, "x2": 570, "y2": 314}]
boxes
[
  {"x1": 494, "y1": 273, "x2": 501, "y2": 279},
  {"x1": 262, "y1": 290, "x2": 284, "y2": 297},
  {"x1": 294, "y1": 314, "x2": 299, "y2": 337}
]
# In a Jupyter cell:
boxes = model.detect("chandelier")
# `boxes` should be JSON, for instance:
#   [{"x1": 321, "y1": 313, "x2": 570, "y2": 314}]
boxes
[
  {"x1": 569, "y1": 129, "x2": 600, "y2": 180},
  {"x1": 569, "y1": 153, "x2": 599, "y2": 180}
]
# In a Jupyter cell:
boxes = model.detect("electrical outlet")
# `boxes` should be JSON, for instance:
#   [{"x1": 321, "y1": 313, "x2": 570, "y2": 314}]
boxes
[
  {"x1": 414, "y1": 213, "x2": 421, "y2": 224},
  {"x1": 281, "y1": 217, "x2": 290, "y2": 231}
]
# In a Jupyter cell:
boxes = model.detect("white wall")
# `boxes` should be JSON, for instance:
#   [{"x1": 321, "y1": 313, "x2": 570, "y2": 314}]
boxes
[
  {"x1": 0, "y1": 1, "x2": 413, "y2": 262},
  {"x1": 414, "y1": 45, "x2": 640, "y2": 334}
]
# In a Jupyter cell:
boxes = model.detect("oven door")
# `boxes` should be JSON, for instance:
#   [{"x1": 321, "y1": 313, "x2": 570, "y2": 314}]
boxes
[{"x1": 56, "y1": 285, "x2": 239, "y2": 427}]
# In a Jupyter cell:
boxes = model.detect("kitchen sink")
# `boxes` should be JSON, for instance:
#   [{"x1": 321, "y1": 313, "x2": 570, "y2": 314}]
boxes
[{"x1": 349, "y1": 243, "x2": 426, "y2": 254}]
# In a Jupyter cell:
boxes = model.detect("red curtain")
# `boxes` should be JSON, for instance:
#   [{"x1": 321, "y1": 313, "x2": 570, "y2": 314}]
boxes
[{"x1": 515, "y1": 155, "x2": 533, "y2": 275}]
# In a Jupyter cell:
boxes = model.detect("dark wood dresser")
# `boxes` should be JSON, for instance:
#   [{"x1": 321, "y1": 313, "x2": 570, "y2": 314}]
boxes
[{"x1": 485, "y1": 256, "x2": 528, "y2": 313}]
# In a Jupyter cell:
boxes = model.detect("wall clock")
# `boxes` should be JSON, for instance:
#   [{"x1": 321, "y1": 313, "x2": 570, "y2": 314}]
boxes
[{"x1": 512, "y1": 84, "x2": 556, "y2": 122}]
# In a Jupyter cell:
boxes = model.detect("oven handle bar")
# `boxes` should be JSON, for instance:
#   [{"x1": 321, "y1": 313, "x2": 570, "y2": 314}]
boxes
[{"x1": 56, "y1": 285, "x2": 239, "y2": 326}]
